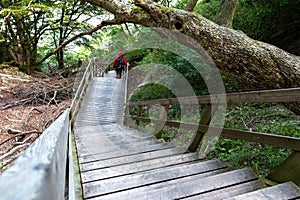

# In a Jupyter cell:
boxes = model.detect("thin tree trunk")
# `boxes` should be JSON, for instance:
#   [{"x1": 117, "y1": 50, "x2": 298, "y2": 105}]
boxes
[
  {"x1": 185, "y1": 0, "x2": 199, "y2": 11},
  {"x1": 215, "y1": 0, "x2": 239, "y2": 28}
]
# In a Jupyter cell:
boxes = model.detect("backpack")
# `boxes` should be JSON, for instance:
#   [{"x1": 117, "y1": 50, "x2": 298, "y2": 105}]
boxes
[{"x1": 116, "y1": 56, "x2": 124, "y2": 71}]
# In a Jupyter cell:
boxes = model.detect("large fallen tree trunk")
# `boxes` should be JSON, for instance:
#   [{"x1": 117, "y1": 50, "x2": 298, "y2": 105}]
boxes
[{"x1": 84, "y1": 0, "x2": 300, "y2": 113}]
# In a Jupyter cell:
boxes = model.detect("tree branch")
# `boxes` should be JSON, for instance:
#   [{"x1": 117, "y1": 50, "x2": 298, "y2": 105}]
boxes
[
  {"x1": 35, "y1": 18, "x2": 120, "y2": 67},
  {"x1": 0, "y1": 130, "x2": 41, "y2": 146}
]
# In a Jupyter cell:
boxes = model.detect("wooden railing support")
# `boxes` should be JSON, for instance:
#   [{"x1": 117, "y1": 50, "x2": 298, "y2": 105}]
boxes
[
  {"x1": 155, "y1": 104, "x2": 170, "y2": 139},
  {"x1": 267, "y1": 151, "x2": 300, "y2": 185},
  {"x1": 136, "y1": 106, "x2": 143, "y2": 126},
  {"x1": 186, "y1": 104, "x2": 217, "y2": 152}
]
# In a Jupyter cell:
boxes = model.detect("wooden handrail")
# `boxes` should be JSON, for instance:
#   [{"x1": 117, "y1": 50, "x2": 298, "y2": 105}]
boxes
[
  {"x1": 127, "y1": 87, "x2": 300, "y2": 184},
  {"x1": 69, "y1": 60, "x2": 94, "y2": 120},
  {"x1": 128, "y1": 87, "x2": 300, "y2": 149},
  {"x1": 68, "y1": 58, "x2": 101, "y2": 199},
  {"x1": 127, "y1": 116, "x2": 300, "y2": 151},
  {"x1": 0, "y1": 109, "x2": 70, "y2": 200},
  {"x1": 128, "y1": 87, "x2": 300, "y2": 106}
]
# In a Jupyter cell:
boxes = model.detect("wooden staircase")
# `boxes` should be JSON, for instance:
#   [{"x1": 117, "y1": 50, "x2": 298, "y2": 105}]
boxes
[{"x1": 73, "y1": 72, "x2": 300, "y2": 199}]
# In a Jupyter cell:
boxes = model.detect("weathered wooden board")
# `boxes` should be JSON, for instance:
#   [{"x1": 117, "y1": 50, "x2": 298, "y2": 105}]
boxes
[
  {"x1": 80, "y1": 147, "x2": 185, "y2": 171},
  {"x1": 79, "y1": 142, "x2": 173, "y2": 163},
  {"x1": 80, "y1": 152, "x2": 202, "y2": 183},
  {"x1": 89, "y1": 168, "x2": 258, "y2": 200},
  {"x1": 185, "y1": 180, "x2": 265, "y2": 200},
  {"x1": 225, "y1": 182, "x2": 300, "y2": 200},
  {"x1": 0, "y1": 109, "x2": 70, "y2": 200},
  {"x1": 83, "y1": 159, "x2": 227, "y2": 198}
]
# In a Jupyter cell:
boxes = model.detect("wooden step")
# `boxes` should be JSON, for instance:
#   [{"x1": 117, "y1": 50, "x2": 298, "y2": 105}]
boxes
[
  {"x1": 91, "y1": 168, "x2": 258, "y2": 200},
  {"x1": 75, "y1": 134, "x2": 159, "y2": 157},
  {"x1": 83, "y1": 159, "x2": 227, "y2": 198},
  {"x1": 80, "y1": 152, "x2": 202, "y2": 183},
  {"x1": 225, "y1": 182, "x2": 300, "y2": 200},
  {"x1": 184, "y1": 180, "x2": 265, "y2": 200},
  {"x1": 80, "y1": 147, "x2": 186, "y2": 171},
  {"x1": 79, "y1": 142, "x2": 174, "y2": 164}
]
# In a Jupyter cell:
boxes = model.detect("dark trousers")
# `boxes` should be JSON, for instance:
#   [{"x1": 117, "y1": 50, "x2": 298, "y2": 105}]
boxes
[{"x1": 115, "y1": 69, "x2": 122, "y2": 79}]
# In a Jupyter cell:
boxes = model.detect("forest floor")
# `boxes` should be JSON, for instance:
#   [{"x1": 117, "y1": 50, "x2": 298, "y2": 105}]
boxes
[{"x1": 0, "y1": 65, "x2": 74, "y2": 173}]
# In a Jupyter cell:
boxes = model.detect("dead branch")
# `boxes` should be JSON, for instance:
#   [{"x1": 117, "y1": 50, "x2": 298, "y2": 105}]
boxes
[
  {"x1": 47, "y1": 90, "x2": 58, "y2": 107},
  {"x1": 0, "y1": 143, "x2": 30, "y2": 161},
  {"x1": 0, "y1": 130, "x2": 41, "y2": 146},
  {"x1": 24, "y1": 107, "x2": 43, "y2": 126},
  {"x1": 13, "y1": 135, "x2": 33, "y2": 146},
  {"x1": 1, "y1": 98, "x2": 32, "y2": 110},
  {"x1": 7, "y1": 129, "x2": 22, "y2": 134},
  {"x1": 5, "y1": 116, "x2": 22, "y2": 123}
]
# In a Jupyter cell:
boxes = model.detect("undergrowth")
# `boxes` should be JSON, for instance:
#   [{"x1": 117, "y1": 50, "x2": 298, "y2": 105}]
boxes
[
  {"x1": 135, "y1": 102, "x2": 300, "y2": 178},
  {"x1": 207, "y1": 103, "x2": 299, "y2": 177}
]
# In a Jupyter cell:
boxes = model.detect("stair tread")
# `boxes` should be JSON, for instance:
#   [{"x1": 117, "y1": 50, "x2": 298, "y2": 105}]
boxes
[
  {"x1": 80, "y1": 147, "x2": 186, "y2": 171},
  {"x1": 79, "y1": 143, "x2": 173, "y2": 163},
  {"x1": 225, "y1": 181, "x2": 300, "y2": 200},
  {"x1": 89, "y1": 168, "x2": 258, "y2": 200},
  {"x1": 83, "y1": 159, "x2": 227, "y2": 198},
  {"x1": 81, "y1": 152, "x2": 202, "y2": 183}
]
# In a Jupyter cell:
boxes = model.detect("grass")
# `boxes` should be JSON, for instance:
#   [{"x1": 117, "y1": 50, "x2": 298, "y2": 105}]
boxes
[{"x1": 207, "y1": 103, "x2": 299, "y2": 177}]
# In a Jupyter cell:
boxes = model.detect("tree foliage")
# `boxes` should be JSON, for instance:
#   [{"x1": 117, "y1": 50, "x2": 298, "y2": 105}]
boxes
[{"x1": 0, "y1": 0, "x2": 106, "y2": 73}]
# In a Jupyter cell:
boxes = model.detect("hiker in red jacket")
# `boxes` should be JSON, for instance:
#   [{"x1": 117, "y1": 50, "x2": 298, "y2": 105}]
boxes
[{"x1": 113, "y1": 51, "x2": 127, "y2": 79}]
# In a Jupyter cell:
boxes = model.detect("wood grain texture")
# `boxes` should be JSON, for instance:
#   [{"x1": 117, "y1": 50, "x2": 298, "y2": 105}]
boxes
[
  {"x1": 225, "y1": 182, "x2": 300, "y2": 200},
  {"x1": 0, "y1": 109, "x2": 70, "y2": 200}
]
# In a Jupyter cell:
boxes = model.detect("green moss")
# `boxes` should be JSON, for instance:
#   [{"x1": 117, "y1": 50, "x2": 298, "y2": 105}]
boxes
[
  {"x1": 161, "y1": 7, "x2": 171, "y2": 14},
  {"x1": 131, "y1": 6, "x2": 143, "y2": 14}
]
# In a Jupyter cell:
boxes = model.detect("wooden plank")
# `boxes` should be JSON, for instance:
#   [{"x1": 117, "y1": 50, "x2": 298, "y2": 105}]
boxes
[
  {"x1": 0, "y1": 109, "x2": 69, "y2": 200},
  {"x1": 187, "y1": 104, "x2": 217, "y2": 152},
  {"x1": 128, "y1": 87, "x2": 300, "y2": 106},
  {"x1": 79, "y1": 142, "x2": 173, "y2": 164},
  {"x1": 70, "y1": 62, "x2": 93, "y2": 117},
  {"x1": 88, "y1": 169, "x2": 228, "y2": 199},
  {"x1": 185, "y1": 180, "x2": 265, "y2": 200},
  {"x1": 80, "y1": 153, "x2": 202, "y2": 183},
  {"x1": 74, "y1": 123, "x2": 153, "y2": 139},
  {"x1": 225, "y1": 182, "x2": 300, "y2": 200},
  {"x1": 155, "y1": 104, "x2": 169, "y2": 138},
  {"x1": 68, "y1": 125, "x2": 83, "y2": 200},
  {"x1": 74, "y1": 132, "x2": 158, "y2": 157},
  {"x1": 83, "y1": 159, "x2": 227, "y2": 198},
  {"x1": 220, "y1": 128, "x2": 300, "y2": 151},
  {"x1": 90, "y1": 168, "x2": 258, "y2": 200},
  {"x1": 127, "y1": 116, "x2": 300, "y2": 151},
  {"x1": 80, "y1": 147, "x2": 185, "y2": 171},
  {"x1": 74, "y1": 128, "x2": 154, "y2": 142}
]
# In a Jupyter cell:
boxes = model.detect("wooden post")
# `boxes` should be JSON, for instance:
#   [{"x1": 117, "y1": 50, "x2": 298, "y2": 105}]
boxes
[
  {"x1": 186, "y1": 104, "x2": 217, "y2": 152},
  {"x1": 155, "y1": 104, "x2": 169, "y2": 139},
  {"x1": 267, "y1": 151, "x2": 300, "y2": 185},
  {"x1": 136, "y1": 106, "x2": 143, "y2": 126}
]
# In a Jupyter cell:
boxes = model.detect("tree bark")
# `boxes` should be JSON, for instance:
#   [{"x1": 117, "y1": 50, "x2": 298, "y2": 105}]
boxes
[
  {"x1": 215, "y1": 0, "x2": 239, "y2": 28},
  {"x1": 84, "y1": 0, "x2": 300, "y2": 113}
]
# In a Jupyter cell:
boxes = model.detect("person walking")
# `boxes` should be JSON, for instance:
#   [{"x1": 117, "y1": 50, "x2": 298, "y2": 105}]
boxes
[{"x1": 113, "y1": 51, "x2": 127, "y2": 79}]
